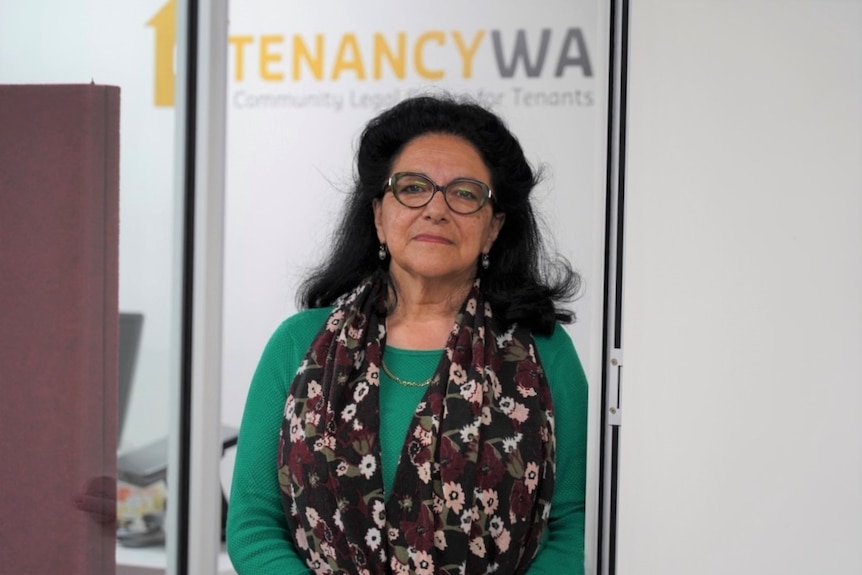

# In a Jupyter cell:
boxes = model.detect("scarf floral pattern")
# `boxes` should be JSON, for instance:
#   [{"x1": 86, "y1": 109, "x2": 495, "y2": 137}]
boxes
[{"x1": 278, "y1": 277, "x2": 556, "y2": 575}]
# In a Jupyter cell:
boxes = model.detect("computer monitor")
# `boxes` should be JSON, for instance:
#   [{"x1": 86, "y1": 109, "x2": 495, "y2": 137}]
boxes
[{"x1": 118, "y1": 312, "x2": 143, "y2": 444}]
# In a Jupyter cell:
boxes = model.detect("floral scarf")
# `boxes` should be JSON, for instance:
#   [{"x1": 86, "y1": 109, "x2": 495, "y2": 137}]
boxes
[{"x1": 278, "y1": 276, "x2": 556, "y2": 575}]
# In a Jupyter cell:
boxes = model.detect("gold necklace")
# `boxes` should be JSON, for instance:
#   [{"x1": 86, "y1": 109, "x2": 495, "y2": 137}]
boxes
[{"x1": 380, "y1": 359, "x2": 433, "y2": 388}]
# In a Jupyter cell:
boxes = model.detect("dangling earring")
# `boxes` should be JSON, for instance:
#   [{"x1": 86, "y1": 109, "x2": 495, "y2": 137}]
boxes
[
  {"x1": 481, "y1": 252, "x2": 490, "y2": 270},
  {"x1": 378, "y1": 244, "x2": 387, "y2": 261}
]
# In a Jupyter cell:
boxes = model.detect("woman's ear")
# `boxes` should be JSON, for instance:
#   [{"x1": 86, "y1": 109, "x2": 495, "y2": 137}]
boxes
[
  {"x1": 485, "y1": 212, "x2": 505, "y2": 252},
  {"x1": 372, "y1": 198, "x2": 386, "y2": 243}
]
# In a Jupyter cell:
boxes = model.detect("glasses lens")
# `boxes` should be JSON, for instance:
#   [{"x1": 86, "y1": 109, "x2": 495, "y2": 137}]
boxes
[
  {"x1": 445, "y1": 180, "x2": 487, "y2": 214},
  {"x1": 392, "y1": 174, "x2": 434, "y2": 207}
]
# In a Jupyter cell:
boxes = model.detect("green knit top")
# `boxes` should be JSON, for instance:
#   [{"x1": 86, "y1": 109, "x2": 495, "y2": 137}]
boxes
[{"x1": 226, "y1": 307, "x2": 588, "y2": 574}]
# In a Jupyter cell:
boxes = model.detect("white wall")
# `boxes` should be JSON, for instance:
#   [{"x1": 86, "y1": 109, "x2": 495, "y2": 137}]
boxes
[{"x1": 617, "y1": 1, "x2": 862, "y2": 573}]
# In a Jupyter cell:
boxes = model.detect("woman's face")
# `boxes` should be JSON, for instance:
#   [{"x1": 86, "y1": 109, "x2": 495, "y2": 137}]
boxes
[{"x1": 373, "y1": 133, "x2": 505, "y2": 290}]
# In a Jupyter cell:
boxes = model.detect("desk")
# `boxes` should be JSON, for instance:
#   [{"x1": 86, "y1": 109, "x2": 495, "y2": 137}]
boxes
[{"x1": 116, "y1": 545, "x2": 236, "y2": 575}]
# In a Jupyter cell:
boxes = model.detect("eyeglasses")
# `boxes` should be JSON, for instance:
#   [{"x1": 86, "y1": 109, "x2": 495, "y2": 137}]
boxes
[{"x1": 384, "y1": 172, "x2": 494, "y2": 215}]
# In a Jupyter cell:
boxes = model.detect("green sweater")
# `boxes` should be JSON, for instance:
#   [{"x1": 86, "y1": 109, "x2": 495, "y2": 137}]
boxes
[{"x1": 227, "y1": 307, "x2": 588, "y2": 574}]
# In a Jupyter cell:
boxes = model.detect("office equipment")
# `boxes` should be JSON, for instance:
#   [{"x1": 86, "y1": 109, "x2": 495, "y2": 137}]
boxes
[
  {"x1": 117, "y1": 425, "x2": 239, "y2": 546},
  {"x1": 118, "y1": 312, "x2": 144, "y2": 444},
  {"x1": 118, "y1": 425, "x2": 238, "y2": 486}
]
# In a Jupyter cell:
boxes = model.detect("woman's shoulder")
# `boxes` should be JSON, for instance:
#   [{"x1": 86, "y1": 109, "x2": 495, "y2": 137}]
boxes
[
  {"x1": 532, "y1": 322, "x2": 587, "y2": 380},
  {"x1": 266, "y1": 307, "x2": 335, "y2": 351},
  {"x1": 532, "y1": 321, "x2": 577, "y2": 358},
  {"x1": 278, "y1": 306, "x2": 334, "y2": 330}
]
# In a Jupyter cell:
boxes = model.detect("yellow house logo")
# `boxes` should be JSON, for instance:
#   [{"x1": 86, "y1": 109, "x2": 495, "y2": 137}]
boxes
[
  {"x1": 149, "y1": 0, "x2": 592, "y2": 108},
  {"x1": 148, "y1": 0, "x2": 176, "y2": 107}
]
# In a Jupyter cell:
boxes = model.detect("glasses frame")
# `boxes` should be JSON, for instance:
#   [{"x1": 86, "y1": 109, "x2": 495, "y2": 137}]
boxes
[{"x1": 384, "y1": 172, "x2": 494, "y2": 215}]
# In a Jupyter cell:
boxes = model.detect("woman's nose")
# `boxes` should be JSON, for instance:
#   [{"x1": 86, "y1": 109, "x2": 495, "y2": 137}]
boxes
[{"x1": 423, "y1": 187, "x2": 451, "y2": 217}]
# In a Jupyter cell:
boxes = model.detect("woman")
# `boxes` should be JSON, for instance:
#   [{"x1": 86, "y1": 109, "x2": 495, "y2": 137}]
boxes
[{"x1": 227, "y1": 95, "x2": 588, "y2": 575}]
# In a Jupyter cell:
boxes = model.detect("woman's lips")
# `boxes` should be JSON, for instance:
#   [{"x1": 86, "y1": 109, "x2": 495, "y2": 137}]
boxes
[{"x1": 413, "y1": 234, "x2": 452, "y2": 244}]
